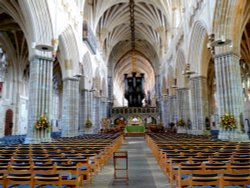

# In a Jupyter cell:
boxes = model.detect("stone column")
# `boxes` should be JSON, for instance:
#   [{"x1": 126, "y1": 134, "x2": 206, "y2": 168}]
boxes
[
  {"x1": 61, "y1": 78, "x2": 80, "y2": 137},
  {"x1": 25, "y1": 55, "x2": 53, "y2": 143},
  {"x1": 163, "y1": 96, "x2": 168, "y2": 127},
  {"x1": 176, "y1": 88, "x2": 190, "y2": 120},
  {"x1": 103, "y1": 99, "x2": 108, "y2": 118},
  {"x1": 79, "y1": 89, "x2": 88, "y2": 134},
  {"x1": 189, "y1": 76, "x2": 208, "y2": 135},
  {"x1": 176, "y1": 88, "x2": 190, "y2": 133},
  {"x1": 160, "y1": 95, "x2": 168, "y2": 127},
  {"x1": 158, "y1": 95, "x2": 164, "y2": 126},
  {"x1": 168, "y1": 95, "x2": 177, "y2": 124},
  {"x1": 214, "y1": 53, "x2": 248, "y2": 141},
  {"x1": 165, "y1": 97, "x2": 170, "y2": 126},
  {"x1": 93, "y1": 96, "x2": 100, "y2": 133},
  {"x1": 100, "y1": 97, "x2": 107, "y2": 119},
  {"x1": 85, "y1": 91, "x2": 94, "y2": 133}
]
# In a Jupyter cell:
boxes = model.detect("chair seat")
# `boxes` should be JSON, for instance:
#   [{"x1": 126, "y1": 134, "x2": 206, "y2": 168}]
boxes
[
  {"x1": 181, "y1": 174, "x2": 191, "y2": 180},
  {"x1": 79, "y1": 166, "x2": 88, "y2": 170},
  {"x1": 61, "y1": 174, "x2": 76, "y2": 180}
]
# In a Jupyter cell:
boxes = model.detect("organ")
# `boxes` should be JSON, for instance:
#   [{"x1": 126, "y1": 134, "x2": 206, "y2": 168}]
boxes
[{"x1": 124, "y1": 72, "x2": 145, "y2": 107}]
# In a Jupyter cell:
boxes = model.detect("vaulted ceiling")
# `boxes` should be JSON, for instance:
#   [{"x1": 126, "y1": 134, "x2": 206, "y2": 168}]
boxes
[
  {"x1": 0, "y1": 1, "x2": 28, "y2": 73},
  {"x1": 85, "y1": 0, "x2": 176, "y2": 103}
]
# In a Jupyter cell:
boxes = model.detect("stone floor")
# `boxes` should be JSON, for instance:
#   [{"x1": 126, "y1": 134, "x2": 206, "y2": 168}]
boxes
[{"x1": 90, "y1": 137, "x2": 170, "y2": 188}]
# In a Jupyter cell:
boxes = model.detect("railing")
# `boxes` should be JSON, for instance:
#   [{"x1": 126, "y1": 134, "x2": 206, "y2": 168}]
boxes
[{"x1": 111, "y1": 107, "x2": 158, "y2": 115}]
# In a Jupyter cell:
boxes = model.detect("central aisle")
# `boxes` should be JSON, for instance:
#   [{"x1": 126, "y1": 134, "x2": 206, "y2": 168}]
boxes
[{"x1": 91, "y1": 137, "x2": 170, "y2": 188}]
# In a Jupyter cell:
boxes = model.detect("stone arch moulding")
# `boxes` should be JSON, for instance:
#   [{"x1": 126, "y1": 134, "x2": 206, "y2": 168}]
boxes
[
  {"x1": 213, "y1": 0, "x2": 246, "y2": 55},
  {"x1": 101, "y1": 78, "x2": 107, "y2": 98},
  {"x1": 175, "y1": 49, "x2": 187, "y2": 88},
  {"x1": 166, "y1": 65, "x2": 174, "y2": 95},
  {"x1": 161, "y1": 77, "x2": 168, "y2": 95},
  {"x1": 93, "y1": 68, "x2": 101, "y2": 97},
  {"x1": 81, "y1": 52, "x2": 93, "y2": 90},
  {"x1": 19, "y1": 0, "x2": 54, "y2": 58},
  {"x1": 58, "y1": 25, "x2": 80, "y2": 79},
  {"x1": 187, "y1": 20, "x2": 209, "y2": 77}
]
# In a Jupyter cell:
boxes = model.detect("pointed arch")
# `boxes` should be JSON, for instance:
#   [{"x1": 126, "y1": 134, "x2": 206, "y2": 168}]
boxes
[
  {"x1": 19, "y1": 0, "x2": 53, "y2": 57},
  {"x1": 213, "y1": 0, "x2": 246, "y2": 55},
  {"x1": 81, "y1": 52, "x2": 93, "y2": 90},
  {"x1": 166, "y1": 65, "x2": 174, "y2": 95},
  {"x1": 101, "y1": 78, "x2": 107, "y2": 97},
  {"x1": 188, "y1": 20, "x2": 209, "y2": 76},
  {"x1": 175, "y1": 49, "x2": 187, "y2": 88},
  {"x1": 58, "y1": 25, "x2": 80, "y2": 79},
  {"x1": 161, "y1": 77, "x2": 167, "y2": 95}
]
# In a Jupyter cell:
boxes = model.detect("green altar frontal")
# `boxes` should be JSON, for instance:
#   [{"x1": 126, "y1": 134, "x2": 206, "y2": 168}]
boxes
[{"x1": 125, "y1": 125, "x2": 145, "y2": 133}]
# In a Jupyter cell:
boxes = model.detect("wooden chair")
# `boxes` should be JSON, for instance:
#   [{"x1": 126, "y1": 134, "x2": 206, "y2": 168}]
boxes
[
  {"x1": 50, "y1": 157, "x2": 69, "y2": 164},
  {"x1": 231, "y1": 155, "x2": 250, "y2": 163},
  {"x1": 8, "y1": 162, "x2": 32, "y2": 187},
  {"x1": 33, "y1": 173, "x2": 61, "y2": 188},
  {"x1": 6, "y1": 173, "x2": 33, "y2": 188},
  {"x1": 168, "y1": 157, "x2": 191, "y2": 186},
  {"x1": 33, "y1": 161, "x2": 61, "y2": 187},
  {"x1": 11, "y1": 155, "x2": 31, "y2": 164},
  {"x1": 176, "y1": 163, "x2": 204, "y2": 188},
  {"x1": 229, "y1": 162, "x2": 250, "y2": 174},
  {"x1": 192, "y1": 156, "x2": 210, "y2": 163},
  {"x1": 9, "y1": 163, "x2": 31, "y2": 173},
  {"x1": 32, "y1": 156, "x2": 51, "y2": 164},
  {"x1": 204, "y1": 163, "x2": 229, "y2": 174},
  {"x1": 188, "y1": 173, "x2": 220, "y2": 187},
  {"x1": 219, "y1": 173, "x2": 250, "y2": 188},
  {"x1": 70, "y1": 157, "x2": 92, "y2": 186},
  {"x1": 33, "y1": 163, "x2": 56, "y2": 174},
  {"x1": 0, "y1": 172, "x2": 6, "y2": 188},
  {"x1": 56, "y1": 163, "x2": 82, "y2": 188}
]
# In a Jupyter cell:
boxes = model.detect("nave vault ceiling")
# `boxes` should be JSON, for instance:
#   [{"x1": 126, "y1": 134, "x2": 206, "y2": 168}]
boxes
[{"x1": 88, "y1": 0, "x2": 177, "y2": 99}]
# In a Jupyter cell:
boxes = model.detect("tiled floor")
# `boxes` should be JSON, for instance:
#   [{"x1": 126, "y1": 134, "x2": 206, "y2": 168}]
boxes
[{"x1": 90, "y1": 137, "x2": 170, "y2": 188}]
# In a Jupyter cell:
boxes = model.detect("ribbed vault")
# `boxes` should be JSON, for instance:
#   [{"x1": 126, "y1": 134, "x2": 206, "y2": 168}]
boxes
[{"x1": 88, "y1": 0, "x2": 171, "y2": 105}]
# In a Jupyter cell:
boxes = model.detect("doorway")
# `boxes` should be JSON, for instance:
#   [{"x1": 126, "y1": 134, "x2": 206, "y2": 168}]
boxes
[{"x1": 4, "y1": 109, "x2": 13, "y2": 136}]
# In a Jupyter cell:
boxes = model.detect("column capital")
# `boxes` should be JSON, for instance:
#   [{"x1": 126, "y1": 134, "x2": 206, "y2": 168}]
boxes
[
  {"x1": 62, "y1": 77, "x2": 80, "y2": 82},
  {"x1": 161, "y1": 94, "x2": 168, "y2": 100},
  {"x1": 168, "y1": 95, "x2": 176, "y2": 100},
  {"x1": 214, "y1": 52, "x2": 240, "y2": 59},
  {"x1": 81, "y1": 89, "x2": 89, "y2": 92},
  {"x1": 29, "y1": 54, "x2": 54, "y2": 62},
  {"x1": 176, "y1": 87, "x2": 189, "y2": 91},
  {"x1": 189, "y1": 75, "x2": 207, "y2": 81}
]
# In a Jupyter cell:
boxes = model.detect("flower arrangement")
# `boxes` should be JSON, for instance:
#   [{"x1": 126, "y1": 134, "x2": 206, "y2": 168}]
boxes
[
  {"x1": 35, "y1": 114, "x2": 50, "y2": 130},
  {"x1": 86, "y1": 118, "x2": 92, "y2": 128},
  {"x1": 177, "y1": 118, "x2": 185, "y2": 126},
  {"x1": 220, "y1": 113, "x2": 237, "y2": 130}
]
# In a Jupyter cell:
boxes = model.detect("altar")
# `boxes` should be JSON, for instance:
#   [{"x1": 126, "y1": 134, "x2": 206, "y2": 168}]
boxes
[
  {"x1": 124, "y1": 116, "x2": 145, "y2": 136},
  {"x1": 125, "y1": 125, "x2": 145, "y2": 133}
]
